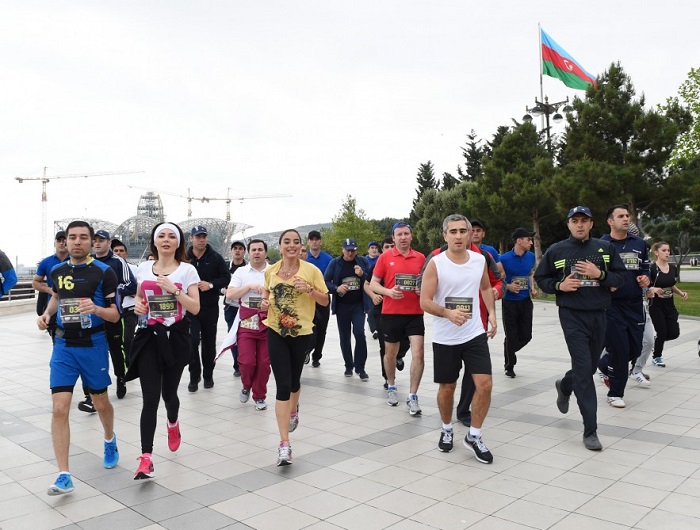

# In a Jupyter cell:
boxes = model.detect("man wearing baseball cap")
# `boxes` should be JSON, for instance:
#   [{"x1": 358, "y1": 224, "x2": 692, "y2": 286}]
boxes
[
  {"x1": 535, "y1": 206, "x2": 626, "y2": 451},
  {"x1": 224, "y1": 240, "x2": 247, "y2": 377},
  {"x1": 33, "y1": 231, "x2": 69, "y2": 341},
  {"x1": 324, "y1": 238, "x2": 371, "y2": 380},
  {"x1": 187, "y1": 225, "x2": 231, "y2": 391},
  {"x1": 499, "y1": 227, "x2": 538, "y2": 378},
  {"x1": 305, "y1": 230, "x2": 333, "y2": 367}
]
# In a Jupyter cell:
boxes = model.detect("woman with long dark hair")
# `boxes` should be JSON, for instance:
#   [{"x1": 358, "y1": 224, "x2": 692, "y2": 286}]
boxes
[
  {"x1": 649, "y1": 241, "x2": 689, "y2": 368},
  {"x1": 263, "y1": 229, "x2": 328, "y2": 465},
  {"x1": 127, "y1": 222, "x2": 200, "y2": 479}
]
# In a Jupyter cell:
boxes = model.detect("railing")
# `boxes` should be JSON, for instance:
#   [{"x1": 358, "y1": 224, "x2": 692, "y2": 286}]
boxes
[{"x1": 1, "y1": 280, "x2": 36, "y2": 302}]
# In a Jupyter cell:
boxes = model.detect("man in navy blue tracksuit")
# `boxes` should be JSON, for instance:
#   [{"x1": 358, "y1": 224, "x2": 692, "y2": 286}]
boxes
[
  {"x1": 597, "y1": 205, "x2": 650, "y2": 408},
  {"x1": 535, "y1": 206, "x2": 626, "y2": 451}
]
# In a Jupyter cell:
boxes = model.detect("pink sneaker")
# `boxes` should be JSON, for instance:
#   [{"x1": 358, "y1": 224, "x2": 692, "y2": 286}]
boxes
[
  {"x1": 167, "y1": 421, "x2": 181, "y2": 452},
  {"x1": 134, "y1": 454, "x2": 154, "y2": 480}
]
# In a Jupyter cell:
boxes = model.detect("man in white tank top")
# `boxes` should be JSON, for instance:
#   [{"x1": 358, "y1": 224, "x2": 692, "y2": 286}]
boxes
[{"x1": 420, "y1": 214, "x2": 497, "y2": 464}]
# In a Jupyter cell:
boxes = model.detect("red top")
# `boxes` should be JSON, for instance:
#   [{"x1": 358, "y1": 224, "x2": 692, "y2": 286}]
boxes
[{"x1": 372, "y1": 247, "x2": 426, "y2": 315}]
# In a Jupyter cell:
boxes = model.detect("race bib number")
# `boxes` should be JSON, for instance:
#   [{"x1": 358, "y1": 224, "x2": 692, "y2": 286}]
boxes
[
  {"x1": 247, "y1": 296, "x2": 262, "y2": 309},
  {"x1": 620, "y1": 252, "x2": 640, "y2": 270},
  {"x1": 572, "y1": 272, "x2": 599, "y2": 287},
  {"x1": 342, "y1": 276, "x2": 361, "y2": 291},
  {"x1": 445, "y1": 297, "x2": 473, "y2": 316},
  {"x1": 395, "y1": 273, "x2": 418, "y2": 291},
  {"x1": 658, "y1": 287, "x2": 673, "y2": 298},
  {"x1": 148, "y1": 294, "x2": 178, "y2": 318},
  {"x1": 512, "y1": 276, "x2": 528, "y2": 289},
  {"x1": 59, "y1": 298, "x2": 83, "y2": 324}
]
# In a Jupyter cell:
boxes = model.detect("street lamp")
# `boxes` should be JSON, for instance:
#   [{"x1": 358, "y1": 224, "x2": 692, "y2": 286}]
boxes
[{"x1": 522, "y1": 96, "x2": 573, "y2": 155}]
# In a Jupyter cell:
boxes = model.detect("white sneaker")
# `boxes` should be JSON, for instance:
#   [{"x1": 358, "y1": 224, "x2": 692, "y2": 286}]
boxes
[
  {"x1": 607, "y1": 396, "x2": 626, "y2": 408},
  {"x1": 255, "y1": 399, "x2": 267, "y2": 410},
  {"x1": 387, "y1": 389, "x2": 399, "y2": 406},
  {"x1": 239, "y1": 388, "x2": 250, "y2": 403},
  {"x1": 629, "y1": 371, "x2": 651, "y2": 387},
  {"x1": 406, "y1": 396, "x2": 422, "y2": 416}
]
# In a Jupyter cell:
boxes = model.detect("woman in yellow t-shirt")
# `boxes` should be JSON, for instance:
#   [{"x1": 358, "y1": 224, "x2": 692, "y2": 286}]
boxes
[{"x1": 263, "y1": 228, "x2": 329, "y2": 466}]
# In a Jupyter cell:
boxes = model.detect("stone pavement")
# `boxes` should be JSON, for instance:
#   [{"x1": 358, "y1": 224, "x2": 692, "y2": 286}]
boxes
[{"x1": 1, "y1": 302, "x2": 700, "y2": 529}]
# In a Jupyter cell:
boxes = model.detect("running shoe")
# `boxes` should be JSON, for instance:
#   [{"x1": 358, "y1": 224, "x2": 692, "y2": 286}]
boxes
[
  {"x1": 289, "y1": 412, "x2": 299, "y2": 433},
  {"x1": 344, "y1": 369, "x2": 353, "y2": 377},
  {"x1": 255, "y1": 399, "x2": 267, "y2": 411},
  {"x1": 277, "y1": 441, "x2": 293, "y2": 466},
  {"x1": 167, "y1": 421, "x2": 181, "y2": 452},
  {"x1": 438, "y1": 428, "x2": 454, "y2": 452},
  {"x1": 134, "y1": 454, "x2": 154, "y2": 480},
  {"x1": 116, "y1": 378, "x2": 127, "y2": 399},
  {"x1": 464, "y1": 433, "x2": 493, "y2": 464},
  {"x1": 406, "y1": 396, "x2": 422, "y2": 416},
  {"x1": 240, "y1": 388, "x2": 251, "y2": 403},
  {"x1": 598, "y1": 371, "x2": 610, "y2": 389},
  {"x1": 396, "y1": 358, "x2": 405, "y2": 371},
  {"x1": 47, "y1": 473, "x2": 74, "y2": 496},
  {"x1": 78, "y1": 395, "x2": 96, "y2": 413},
  {"x1": 652, "y1": 357, "x2": 666, "y2": 367},
  {"x1": 387, "y1": 389, "x2": 399, "y2": 407},
  {"x1": 629, "y1": 371, "x2": 651, "y2": 387},
  {"x1": 103, "y1": 435, "x2": 119, "y2": 468},
  {"x1": 607, "y1": 396, "x2": 626, "y2": 408},
  {"x1": 358, "y1": 371, "x2": 369, "y2": 382}
]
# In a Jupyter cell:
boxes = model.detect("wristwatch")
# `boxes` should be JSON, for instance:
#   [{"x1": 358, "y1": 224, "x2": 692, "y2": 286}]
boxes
[
  {"x1": 173, "y1": 289, "x2": 182, "y2": 297},
  {"x1": 208, "y1": 282, "x2": 214, "y2": 290}
]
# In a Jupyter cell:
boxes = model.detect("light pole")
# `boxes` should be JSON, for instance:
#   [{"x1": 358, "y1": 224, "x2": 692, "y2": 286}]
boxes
[{"x1": 522, "y1": 96, "x2": 573, "y2": 155}]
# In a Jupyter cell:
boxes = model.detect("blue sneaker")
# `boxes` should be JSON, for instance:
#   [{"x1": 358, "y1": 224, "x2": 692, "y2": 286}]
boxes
[
  {"x1": 652, "y1": 357, "x2": 666, "y2": 368},
  {"x1": 47, "y1": 473, "x2": 74, "y2": 496},
  {"x1": 104, "y1": 435, "x2": 119, "y2": 468}
]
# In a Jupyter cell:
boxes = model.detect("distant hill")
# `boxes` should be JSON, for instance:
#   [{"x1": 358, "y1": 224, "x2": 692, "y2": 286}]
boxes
[{"x1": 247, "y1": 223, "x2": 333, "y2": 248}]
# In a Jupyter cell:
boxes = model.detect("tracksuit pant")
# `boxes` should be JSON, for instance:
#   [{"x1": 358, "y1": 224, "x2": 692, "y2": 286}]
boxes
[
  {"x1": 501, "y1": 298, "x2": 534, "y2": 371},
  {"x1": 189, "y1": 305, "x2": 219, "y2": 382},
  {"x1": 336, "y1": 302, "x2": 368, "y2": 373},
  {"x1": 598, "y1": 301, "x2": 644, "y2": 398}
]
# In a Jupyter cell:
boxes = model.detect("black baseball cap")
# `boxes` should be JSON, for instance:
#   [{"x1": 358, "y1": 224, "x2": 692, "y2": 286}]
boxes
[
  {"x1": 470, "y1": 219, "x2": 485, "y2": 229},
  {"x1": 567, "y1": 206, "x2": 593, "y2": 219},
  {"x1": 55, "y1": 231, "x2": 66, "y2": 240},
  {"x1": 231, "y1": 240, "x2": 245, "y2": 249},
  {"x1": 308, "y1": 230, "x2": 322, "y2": 239},
  {"x1": 94, "y1": 229, "x2": 110, "y2": 240},
  {"x1": 512, "y1": 227, "x2": 536, "y2": 240}
]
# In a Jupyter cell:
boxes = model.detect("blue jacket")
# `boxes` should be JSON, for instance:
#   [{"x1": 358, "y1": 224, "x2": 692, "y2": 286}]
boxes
[
  {"x1": 0, "y1": 250, "x2": 17, "y2": 299},
  {"x1": 324, "y1": 255, "x2": 371, "y2": 314}
]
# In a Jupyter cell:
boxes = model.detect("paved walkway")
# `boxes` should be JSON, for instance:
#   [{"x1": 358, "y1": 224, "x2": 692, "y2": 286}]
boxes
[{"x1": 1, "y1": 303, "x2": 700, "y2": 529}]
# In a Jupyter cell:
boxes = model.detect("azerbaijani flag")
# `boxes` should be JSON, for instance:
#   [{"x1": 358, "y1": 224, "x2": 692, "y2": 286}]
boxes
[{"x1": 541, "y1": 29, "x2": 596, "y2": 90}]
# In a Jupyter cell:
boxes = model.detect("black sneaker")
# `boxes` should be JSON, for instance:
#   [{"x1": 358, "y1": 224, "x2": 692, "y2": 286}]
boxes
[
  {"x1": 304, "y1": 352, "x2": 311, "y2": 364},
  {"x1": 203, "y1": 378, "x2": 214, "y2": 389},
  {"x1": 188, "y1": 378, "x2": 200, "y2": 393},
  {"x1": 78, "y1": 396, "x2": 96, "y2": 413},
  {"x1": 312, "y1": 361, "x2": 320, "y2": 368},
  {"x1": 438, "y1": 429, "x2": 454, "y2": 452},
  {"x1": 505, "y1": 369, "x2": 516, "y2": 378},
  {"x1": 383, "y1": 380, "x2": 388, "y2": 390},
  {"x1": 464, "y1": 433, "x2": 493, "y2": 464},
  {"x1": 396, "y1": 358, "x2": 405, "y2": 371},
  {"x1": 344, "y1": 369, "x2": 353, "y2": 377},
  {"x1": 233, "y1": 370, "x2": 241, "y2": 378},
  {"x1": 116, "y1": 378, "x2": 127, "y2": 399},
  {"x1": 555, "y1": 379, "x2": 569, "y2": 414},
  {"x1": 358, "y1": 371, "x2": 369, "y2": 382}
]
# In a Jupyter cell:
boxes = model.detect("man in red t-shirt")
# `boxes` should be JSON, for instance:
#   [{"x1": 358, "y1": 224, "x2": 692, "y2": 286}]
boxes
[{"x1": 370, "y1": 222, "x2": 426, "y2": 415}]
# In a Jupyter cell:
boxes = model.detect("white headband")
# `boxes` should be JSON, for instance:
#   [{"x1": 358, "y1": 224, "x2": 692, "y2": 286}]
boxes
[{"x1": 154, "y1": 223, "x2": 181, "y2": 246}]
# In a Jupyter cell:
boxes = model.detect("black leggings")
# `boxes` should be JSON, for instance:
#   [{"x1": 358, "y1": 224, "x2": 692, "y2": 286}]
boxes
[
  {"x1": 136, "y1": 345, "x2": 187, "y2": 454},
  {"x1": 649, "y1": 298, "x2": 680, "y2": 358},
  {"x1": 268, "y1": 329, "x2": 312, "y2": 401}
]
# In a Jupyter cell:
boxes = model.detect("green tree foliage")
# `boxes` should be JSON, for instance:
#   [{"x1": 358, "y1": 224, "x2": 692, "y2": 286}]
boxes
[
  {"x1": 413, "y1": 181, "x2": 472, "y2": 253},
  {"x1": 555, "y1": 62, "x2": 691, "y2": 224},
  {"x1": 666, "y1": 67, "x2": 700, "y2": 166},
  {"x1": 409, "y1": 160, "x2": 440, "y2": 227},
  {"x1": 372, "y1": 217, "x2": 407, "y2": 239},
  {"x1": 457, "y1": 130, "x2": 485, "y2": 181},
  {"x1": 465, "y1": 123, "x2": 555, "y2": 259},
  {"x1": 441, "y1": 172, "x2": 460, "y2": 190},
  {"x1": 267, "y1": 247, "x2": 281, "y2": 264},
  {"x1": 322, "y1": 195, "x2": 382, "y2": 256}
]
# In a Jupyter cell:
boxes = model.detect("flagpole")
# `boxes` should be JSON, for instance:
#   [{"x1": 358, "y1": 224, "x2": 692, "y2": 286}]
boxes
[{"x1": 538, "y1": 23, "x2": 545, "y2": 130}]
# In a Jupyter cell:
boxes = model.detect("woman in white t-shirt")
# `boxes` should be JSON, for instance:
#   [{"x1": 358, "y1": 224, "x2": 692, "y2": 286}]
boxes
[{"x1": 127, "y1": 222, "x2": 200, "y2": 480}]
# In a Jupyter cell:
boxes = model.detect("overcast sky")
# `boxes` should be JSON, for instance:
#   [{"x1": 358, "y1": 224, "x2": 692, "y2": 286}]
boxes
[{"x1": 2, "y1": 1, "x2": 697, "y2": 265}]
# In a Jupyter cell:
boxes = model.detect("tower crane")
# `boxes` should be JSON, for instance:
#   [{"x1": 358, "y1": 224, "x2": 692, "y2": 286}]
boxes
[
  {"x1": 127, "y1": 186, "x2": 290, "y2": 221},
  {"x1": 16, "y1": 167, "x2": 145, "y2": 256}
]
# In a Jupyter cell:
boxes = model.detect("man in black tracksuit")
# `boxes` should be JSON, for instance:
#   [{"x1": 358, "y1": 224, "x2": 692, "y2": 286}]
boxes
[
  {"x1": 187, "y1": 226, "x2": 231, "y2": 391},
  {"x1": 534, "y1": 206, "x2": 626, "y2": 451}
]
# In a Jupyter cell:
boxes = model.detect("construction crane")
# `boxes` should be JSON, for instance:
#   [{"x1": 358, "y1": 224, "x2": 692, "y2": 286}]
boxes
[
  {"x1": 127, "y1": 186, "x2": 290, "y2": 221},
  {"x1": 16, "y1": 167, "x2": 144, "y2": 256}
]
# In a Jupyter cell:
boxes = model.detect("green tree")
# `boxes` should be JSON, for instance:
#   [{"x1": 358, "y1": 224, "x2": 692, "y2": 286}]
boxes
[
  {"x1": 666, "y1": 67, "x2": 700, "y2": 166},
  {"x1": 441, "y1": 172, "x2": 460, "y2": 190},
  {"x1": 372, "y1": 217, "x2": 407, "y2": 239},
  {"x1": 457, "y1": 130, "x2": 485, "y2": 181},
  {"x1": 409, "y1": 160, "x2": 440, "y2": 227},
  {"x1": 465, "y1": 123, "x2": 556, "y2": 260},
  {"x1": 555, "y1": 62, "x2": 691, "y2": 224},
  {"x1": 322, "y1": 195, "x2": 382, "y2": 256},
  {"x1": 267, "y1": 247, "x2": 281, "y2": 264},
  {"x1": 413, "y1": 181, "x2": 472, "y2": 253}
]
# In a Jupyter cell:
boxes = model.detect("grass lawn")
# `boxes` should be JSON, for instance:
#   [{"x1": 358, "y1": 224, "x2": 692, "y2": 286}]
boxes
[
  {"x1": 536, "y1": 278, "x2": 700, "y2": 318},
  {"x1": 677, "y1": 281, "x2": 700, "y2": 318}
]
